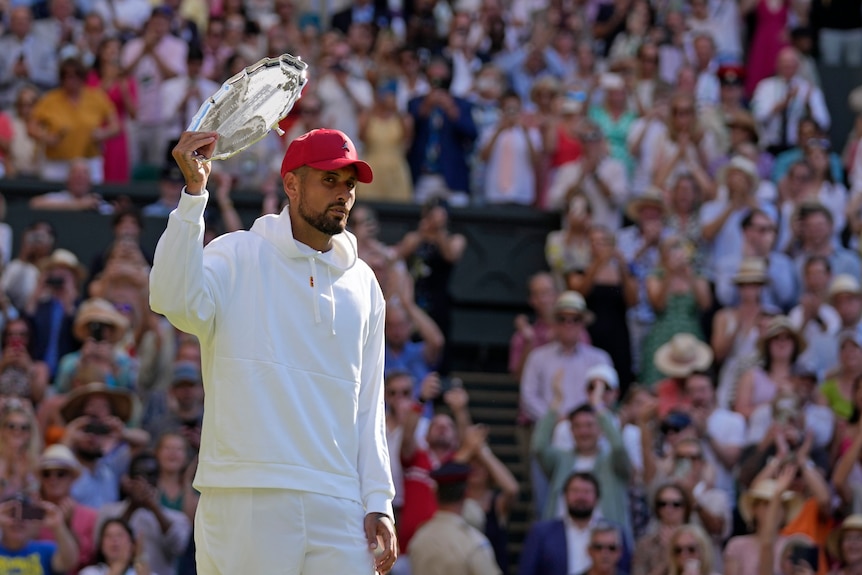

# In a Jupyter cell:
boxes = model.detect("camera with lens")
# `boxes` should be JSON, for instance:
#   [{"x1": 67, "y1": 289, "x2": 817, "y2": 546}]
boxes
[
  {"x1": 88, "y1": 322, "x2": 108, "y2": 342},
  {"x1": 84, "y1": 418, "x2": 111, "y2": 436}
]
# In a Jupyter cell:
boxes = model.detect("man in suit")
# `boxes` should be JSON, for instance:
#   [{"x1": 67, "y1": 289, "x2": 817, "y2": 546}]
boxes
[
  {"x1": 407, "y1": 57, "x2": 477, "y2": 207},
  {"x1": 519, "y1": 472, "x2": 630, "y2": 575}
]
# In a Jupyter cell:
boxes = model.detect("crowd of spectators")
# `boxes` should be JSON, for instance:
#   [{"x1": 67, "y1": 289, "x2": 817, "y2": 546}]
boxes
[{"x1": 2, "y1": 0, "x2": 862, "y2": 573}]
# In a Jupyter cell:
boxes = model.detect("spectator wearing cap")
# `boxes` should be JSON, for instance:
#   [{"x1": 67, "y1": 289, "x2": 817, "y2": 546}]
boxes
[
  {"x1": 36, "y1": 444, "x2": 100, "y2": 573},
  {"x1": 734, "y1": 316, "x2": 805, "y2": 420},
  {"x1": 121, "y1": 8, "x2": 188, "y2": 172},
  {"x1": 521, "y1": 291, "x2": 613, "y2": 424},
  {"x1": 96, "y1": 452, "x2": 191, "y2": 575},
  {"x1": 551, "y1": 364, "x2": 622, "y2": 451},
  {"x1": 59, "y1": 382, "x2": 145, "y2": 509},
  {"x1": 547, "y1": 120, "x2": 629, "y2": 232},
  {"x1": 714, "y1": 209, "x2": 797, "y2": 310},
  {"x1": 142, "y1": 361, "x2": 204, "y2": 449},
  {"x1": 24, "y1": 248, "x2": 85, "y2": 377},
  {"x1": 408, "y1": 461, "x2": 501, "y2": 575},
  {"x1": 751, "y1": 47, "x2": 830, "y2": 156},
  {"x1": 53, "y1": 298, "x2": 136, "y2": 394},
  {"x1": 791, "y1": 203, "x2": 861, "y2": 284}
]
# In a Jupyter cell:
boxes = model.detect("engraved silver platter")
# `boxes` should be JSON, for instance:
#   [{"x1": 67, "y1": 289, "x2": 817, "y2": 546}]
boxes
[{"x1": 187, "y1": 53, "x2": 309, "y2": 161}]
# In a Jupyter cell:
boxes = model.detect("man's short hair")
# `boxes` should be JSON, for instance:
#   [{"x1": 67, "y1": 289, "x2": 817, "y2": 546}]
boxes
[
  {"x1": 590, "y1": 521, "x2": 621, "y2": 544},
  {"x1": 562, "y1": 471, "x2": 601, "y2": 499},
  {"x1": 567, "y1": 403, "x2": 596, "y2": 422}
]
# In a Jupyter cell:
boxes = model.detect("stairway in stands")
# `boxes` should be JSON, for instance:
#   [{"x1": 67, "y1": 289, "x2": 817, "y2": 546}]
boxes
[{"x1": 452, "y1": 371, "x2": 534, "y2": 575}]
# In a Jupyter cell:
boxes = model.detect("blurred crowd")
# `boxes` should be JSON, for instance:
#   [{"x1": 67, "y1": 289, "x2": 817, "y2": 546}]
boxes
[{"x1": 1, "y1": 0, "x2": 862, "y2": 573}]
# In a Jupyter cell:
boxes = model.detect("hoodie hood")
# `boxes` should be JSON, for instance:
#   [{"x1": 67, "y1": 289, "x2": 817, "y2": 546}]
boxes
[
  {"x1": 249, "y1": 207, "x2": 358, "y2": 335},
  {"x1": 249, "y1": 207, "x2": 358, "y2": 271}
]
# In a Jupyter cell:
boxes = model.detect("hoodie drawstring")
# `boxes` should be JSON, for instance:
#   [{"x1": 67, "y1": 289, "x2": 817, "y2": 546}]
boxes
[
  {"x1": 327, "y1": 267, "x2": 336, "y2": 336},
  {"x1": 308, "y1": 257, "x2": 337, "y2": 335},
  {"x1": 308, "y1": 258, "x2": 321, "y2": 324}
]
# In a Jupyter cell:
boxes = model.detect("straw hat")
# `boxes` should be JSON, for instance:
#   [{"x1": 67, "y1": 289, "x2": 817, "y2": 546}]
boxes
[
  {"x1": 721, "y1": 155, "x2": 760, "y2": 191},
  {"x1": 739, "y1": 478, "x2": 804, "y2": 525},
  {"x1": 827, "y1": 514, "x2": 862, "y2": 562},
  {"x1": 600, "y1": 72, "x2": 625, "y2": 91},
  {"x1": 553, "y1": 291, "x2": 595, "y2": 325},
  {"x1": 38, "y1": 444, "x2": 82, "y2": 479},
  {"x1": 626, "y1": 187, "x2": 667, "y2": 222},
  {"x1": 758, "y1": 316, "x2": 806, "y2": 356},
  {"x1": 60, "y1": 382, "x2": 134, "y2": 423},
  {"x1": 653, "y1": 333, "x2": 714, "y2": 378},
  {"x1": 37, "y1": 249, "x2": 86, "y2": 282},
  {"x1": 72, "y1": 298, "x2": 130, "y2": 343},
  {"x1": 585, "y1": 364, "x2": 619, "y2": 390},
  {"x1": 829, "y1": 274, "x2": 862, "y2": 299},
  {"x1": 725, "y1": 109, "x2": 759, "y2": 144},
  {"x1": 733, "y1": 257, "x2": 769, "y2": 285}
]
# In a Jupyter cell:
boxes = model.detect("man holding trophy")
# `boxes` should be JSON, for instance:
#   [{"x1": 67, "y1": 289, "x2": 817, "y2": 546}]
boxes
[{"x1": 148, "y1": 55, "x2": 398, "y2": 572}]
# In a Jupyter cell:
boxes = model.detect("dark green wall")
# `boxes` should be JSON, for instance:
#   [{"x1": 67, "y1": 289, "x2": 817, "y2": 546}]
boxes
[{"x1": 3, "y1": 181, "x2": 559, "y2": 371}]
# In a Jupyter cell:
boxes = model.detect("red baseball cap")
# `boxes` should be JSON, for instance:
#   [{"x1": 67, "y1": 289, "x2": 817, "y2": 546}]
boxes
[{"x1": 280, "y1": 129, "x2": 373, "y2": 184}]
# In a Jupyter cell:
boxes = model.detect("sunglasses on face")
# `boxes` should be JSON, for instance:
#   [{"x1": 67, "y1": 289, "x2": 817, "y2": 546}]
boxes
[
  {"x1": 555, "y1": 315, "x2": 583, "y2": 325},
  {"x1": 674, "y1": 545, "x2": 699, "y2": 555},
  {"x1": 4, "y1": 422, "x2": 30, "y2": 432},
  {"x1": 657, "y1": 499, "x2": 684, "y2": 509},
  {"x1": 41, "y1": 469, "x2": 70, "y2": 479},
  {"x1": 591, "y1": 543, "x2": 619, "y2": 552},
  {"x1": 386, "y1": 389, "x2": 412, "y2": 397}
]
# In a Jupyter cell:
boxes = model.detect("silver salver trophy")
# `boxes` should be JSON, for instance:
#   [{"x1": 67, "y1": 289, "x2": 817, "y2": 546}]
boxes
[{"x1": 186, "y1": 53, "x2": 309, "y2": 161}]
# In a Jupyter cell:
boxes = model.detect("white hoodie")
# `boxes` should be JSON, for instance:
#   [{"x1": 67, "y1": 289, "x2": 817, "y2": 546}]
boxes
[{"x1": 149, "y1": 191, "x2": 395, "y2": 518}]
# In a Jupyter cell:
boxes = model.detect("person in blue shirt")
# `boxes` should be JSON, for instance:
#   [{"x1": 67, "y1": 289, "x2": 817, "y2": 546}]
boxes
[{"x1": 0, "y1": 494, "x2": 79, "y2": 574}]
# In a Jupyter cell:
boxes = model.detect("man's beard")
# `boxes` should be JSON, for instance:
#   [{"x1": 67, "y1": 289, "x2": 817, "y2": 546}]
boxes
[
  {"x1": 568, "y1": 503, "x2": 594, "y2": 520},
  {"x1": 298, "y1": 195, "x2": 347, "y2": 236}
]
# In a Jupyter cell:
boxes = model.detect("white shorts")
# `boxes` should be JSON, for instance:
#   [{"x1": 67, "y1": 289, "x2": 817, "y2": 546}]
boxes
[{"x1": 195, "y1": 488, "x2": 376, "y2": 575}]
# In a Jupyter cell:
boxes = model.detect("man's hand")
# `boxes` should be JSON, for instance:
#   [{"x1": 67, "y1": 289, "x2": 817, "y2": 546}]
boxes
[
  {"x1": 172, "y1": 131, "x2": 219, "y2": 194},
  {"x1": 41, "y1": 501, "x2": 65, "y2": 532},
  {"x1": 443, "y1": 385, "x2": 469, "y2": 412},
  {"x1": 418, "y1": 373, "x2": 441, "y2": 403},
  {"x1": 364, "y1": 512, "x2": 397, "y2": 574}
]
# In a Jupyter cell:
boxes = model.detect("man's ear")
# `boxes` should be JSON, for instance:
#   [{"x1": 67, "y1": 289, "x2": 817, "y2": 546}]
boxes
[{"x1": 283, "y1": 172, "x2": 300, "y2": 204}]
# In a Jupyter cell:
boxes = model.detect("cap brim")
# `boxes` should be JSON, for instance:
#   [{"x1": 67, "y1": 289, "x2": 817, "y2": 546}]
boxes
[{"x1": 307, "y1": 159, "x2": 374, "y2": 184}]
